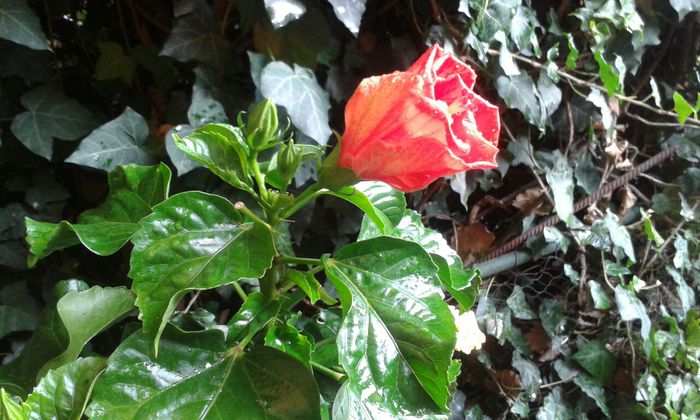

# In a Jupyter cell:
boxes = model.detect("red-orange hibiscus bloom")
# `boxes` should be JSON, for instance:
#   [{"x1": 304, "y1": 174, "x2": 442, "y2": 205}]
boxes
[{"x1": 337, "y1": 44, "x2": 500, "y2": 192}]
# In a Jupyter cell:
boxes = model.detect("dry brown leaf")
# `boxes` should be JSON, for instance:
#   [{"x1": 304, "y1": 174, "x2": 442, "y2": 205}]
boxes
[
  {"x1": 484, "y1": 370, "x2": 521, "y2": 398},
  {"x1": 616, "y1": 186, "x2": 637, "y2": 218},
  {"x1": 453, "y1": 223, "x2": 496, "y2": 259},
  {"x1": 512, "y1": 187, "x2": 551, "y2": 216},
  {"x1": 524, "y1": 322, "x2": 551, "y2": 354}
]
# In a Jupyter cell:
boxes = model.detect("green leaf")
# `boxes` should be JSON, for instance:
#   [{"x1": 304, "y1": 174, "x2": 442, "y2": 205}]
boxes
[
  {"x1": 264, "y1": 322, "x2": 312, "y2": 369},
  {"x1": 174, "y1": 124, "x2": 253, "y2": 191},
  {"x1": 226, "y1": 292, "x2": 282, "y2": 345},
  {"x1": 588, "y1": 280, "x2": 611, "y2": 310},
  {"x1": 670, "y1": 0, "x2": 699, "y2": 20},
  {"x1": 187, "y1": 67, "x2": 228, "y2": 127},
  {"x1": 0, "y1": 286, "x2": 134, "y2": 396},
  {"x1": 0, "y1": 282, "x2": 40, "y2": 340},
  {"x1": 260, "y1": 61, "x2": 331, "y2": 145},
  {"x1": 87, "y1": 326, "x2": 320, "y2": 419},
  {"x1": 1, "y1": 388, "x2": 27, "y2": 419},
  {"x1": 66, "y1": 107, "x2": 155, "y2": 172},
  {"x1": 359, "y1": 209, "x2": 479, "y2": 311},
  {"x1": 574, "y1": 152, "x2": 601, "y2": 195},
  {"x1": 129, "y1": 191, "x2": 276, "y2": 350},
  {"x1": 615, "y1": 285, "x2": 651, "y2": 340},
  {"x1": 573, "y1": 339, "x2": 616, "y2": 384},
  {"x1": 0, "y1": 0, "x2": 48, "y2": 50},
  {"x1": 286, "y1": 270, "x2": 336, "y2": 305},
  {"x1": 546, "y1": 150, "x2": 575, "y2": 226},
  {"x1": 24, "y1": 357, "x2": 106, "y2": 420},
  {"x1": 324, "y1": 187, "x2": 393, "y2": 234},
  {"x1": 95, "y1": 42, "x2": 136, "y2": 85},
  {"x1": 536, "y1": 387, "x2": 572, "y2": 420},
  {"x1": 25, "y1": 163, "x2": 171, "y2": 266},
  {"x1": 603, "y1": 210, "x2": 636, "y2": 262},
  {"x1": 496, "y1": 73, "x2": 542, "y2": 130},
  {"x1": 327, "y1": 0, "x2": 366, "y2": 35},
  {"x1": 10, "y1": 85, "x2": 97, "y2": 159},
  {"x1": 594, "y1": 51, "x2": 621, "y2": 96},
  {"x1": 160, "y1": 6, "x2": 233, "y2": 67},
  {"x1": 512, "y1": 352, "x2": 540, "y2": 394},
  {"x1": 507, "y1": 285, "x2": 538, "y2": 320},
  {"x1": 554, "y1": 360, "x2": 609, "y2": 417},
  {"x1": 641, "y1": 209, "x2": 664, "y2": 247},
  {"x1": 323, "y1": 237, "x2": 456, "y2": 414},
  {"x1": 674, "y1": 92, "x2": 695, "y2": 125},
  {"x1": 263, "y1": 0, "x2": 305, "y2": 28},
  {"x1": 565, "y1": 33, "x2": 579, "y2": 69},
  {"x1": 354, "y1": 181, "x2": 406, "y2": 226}
]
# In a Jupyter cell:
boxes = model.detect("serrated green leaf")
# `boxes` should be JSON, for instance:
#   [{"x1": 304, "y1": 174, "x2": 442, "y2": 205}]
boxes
[
  {"x1": 174, "y1": 124, "x2": 253, "y2": 191},
  {"x1": 323, "y1": 237, "x2": 456, "y2": 415},
  {"x1": 10, "y1": 85, "x2": 97, "y2": 159},
  {"x1": 264, "y1": 322, "x2": 312, "y2": 369},
  {"x1": 0, "y1": 0, "x2": 48, "y2": 50},
  {"x1": 260, "y1": 61, "x2": 331, "y2": 145},
  {"x1": 129, "y1": 191, "x2": 276, "y2": 350},
  {"x1": 24, "y1": 357, "x2": 106, "y2": 420},
  {"x1": 25, "y1": 164, "x2": 171, "y2": 266},
  {"x1": 87, "y1": 327, "x2": 320, "y2": 419},
  {"x1": 0, "y1": 286, "x2": 134, "y2": 397},
  {"x1": 573, "y1": 339, "x2": 616, "y2": 384},
  {"x1": 95, "y1": 42, "x2": 136, "y2": 85},
  {"x1": 66, "y1": 107, "x2": 155, "y2": 172}
]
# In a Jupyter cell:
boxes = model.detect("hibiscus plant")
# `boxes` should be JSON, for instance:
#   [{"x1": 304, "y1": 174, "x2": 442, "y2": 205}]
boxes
[{"x1": 6, "y1": 46, "x2": 497, "y2": 418}]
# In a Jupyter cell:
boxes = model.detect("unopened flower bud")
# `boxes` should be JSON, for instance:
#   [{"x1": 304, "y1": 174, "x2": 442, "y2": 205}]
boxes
[
  {"x1": 277, "y1": 139, "x2": 303, "y2": 182},
  {"x1": 246, "y1": 99, "x2": 278, "y2": 149}
]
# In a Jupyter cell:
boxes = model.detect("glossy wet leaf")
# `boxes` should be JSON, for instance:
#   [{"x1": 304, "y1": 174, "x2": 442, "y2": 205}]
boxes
[
  {"x1": 0, "y1": 286, "x2": 134, "y2": 396},
  {"x1": 129, "y1": 191, "x2": 276, "y2": 349},
  {"x1": 354, "y1": 181, "x2": 406, "y2": 226},
  {"x1": 323, "y1": 237, "x2": 456, "y2": 415},
  {"x1": 512, "y1": 352, "x2": 541, "y2": 394},
  {"x1": 226, "y1": 292, "x2": 282, "y2": 345},
  {"x1": 87, "y1": 326, "x2": 320, "y2": 419},
  {"x1": 554, "y1": 360, "x2": 609, "y2": 417},
  {"x1": 1, "y1": 388, "x2": 27, "y2": 419},
  {"x1": 10, "y1": 85, "x2": 97, "y2": 159},
  {"x1": 0, "y1": 0, "x2": 48, "y2": 50},
  {"x1": 174, "y1": 124, "x2": 252, "y2": 190},
  {"x1": 25, "y1": 163, "x2": 171, "y2": 266},
  {"x1": 264, "y1": 0, "x2": 305, "y2": 28},
  {"x1": 359, "y1": 209, "x2": 479, "y2": 311},
  {"x1": 260, "y1": 61, "x2": 331, "y2": 145},
  {"x1": 66, "y1": 107, "x2": 155, "y2": 171},
  {"x1": 588, "y1": 281, "x2": 611, "y2": 310},
  {"x1": 264, "y1": 322, "x2": 312, "y2": 369},
  {"x1": 24, "y1": 357, "x2": 106, "y2": 420},
  {"x1": 536, "y1": 387, "x2": 572, "y2": 419},
  {"x1": 507, "y1": 285, "x2": 538, "y2": 320}
]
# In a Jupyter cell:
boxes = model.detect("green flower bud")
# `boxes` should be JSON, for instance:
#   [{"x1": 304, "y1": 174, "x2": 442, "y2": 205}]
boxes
[
  {"x1": 246, "y1": 99, "x2": 279, "y2": 149},
  {"x1": 277, "y1": 139, "x2": 304, "y2": 183}
]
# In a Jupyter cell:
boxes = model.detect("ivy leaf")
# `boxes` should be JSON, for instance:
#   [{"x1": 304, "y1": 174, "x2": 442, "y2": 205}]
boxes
[
  {"x1": 87, "y1": 327, "x2": 321, "y2": 419},
  {"x1": 174, "y1": 124, "x2": 253, "y2": 191},
  {"x1": 670, "y1": 0, "x2": 699, "y2": 20},
  {"x1": 615, "y1": 285, "x2": 651, "y2": 340},
  {"x1": 512, "y1": 352, "x2": 541, "y2": 395},
  {"x1": 673, "y1": 92, "x2": 695, "y2": 125},
  {"x1": 323, "y1": 237, "x2": 456, "y2": 415},
  {"x1": 573, "y1": 339, "x2": 616, "y2": 384},
  {"x1": 66, "y1": 107, "x2": 155, "y2": 172},
  {"x1": 507, "y1": 285, "x2": 538, "y2": 320},
  {"x1": 95, "y1": 42, "x2": 136, "y2": 85},
  {"x1": 536, "y1": 387, "x2": 572, "y2": 419},
  {"x1": 25, "y1": 163, "x2": 171, "y2": 266},
  {"x1": 574, "y1": 152, "x2": 601, "y2": 195},
  {"x1": 0, "y1": 286, "x2": 134, "y2": 397},
  {"x1": 264, "y1": 0, "x2": 306, "y2": 28},
  {"x1": 603, "y1": 210, "x2": 635, "y2": 262},
  {"x1": 260, "y1": 61, "x2": 331, "y2": 145},
  {"x1": 0, "y1": 0, "x2": 49, "y2": 50},
  {"x1": 129, "y1": 192, "x2": 276, "y2": 350},
  {"x1": 588, "y1": 281, "x2": 611, "y2": 310},
  {"x1": 594, "y1": 51, "x2": 621, "y2": 96},
  {"x1": 545, "y1": 151, "x2": 575, "y2": 226},
  {"x1": 160, "y1": 5, "x2": 234, "y2": 68},
  {"x1": 496, "y1": 73, "x2": 542, "y2": 130},
  {"x1": 565, "y1": 33, "x2": 579, "y2": 69},
  {"x1": 554, "y1": 360, "x2": 610, "y2": 417},
  {"x1": 0, "y1": 282, "x2": 40, "y2": 340},
  {"x1": 11, "y1": 85, "x2": 97, "y2": 159},
  {"x1": 24, "y1": 357, "x2": 107, "y2": 420},
  {"x1": 327, "y1": 0, "x2": 366, "y2": 36}
]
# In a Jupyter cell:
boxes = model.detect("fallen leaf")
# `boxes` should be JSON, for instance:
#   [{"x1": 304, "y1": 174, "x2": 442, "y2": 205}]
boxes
[
  {"x1": 513, "y1": 187, "x2": 551, "y2": 216},
  {"x1": 524, "y1": 322, "x2": 551, "y2": 354},
  {"x1": 616, "y1": 186, "x2": 637, "y2": 218},
  {"x1": 484, "y1": 369, "x2": 522, "y2": 398},
  {"x1": 453, "y1": 223, "x2": 496, "y2": 259}
]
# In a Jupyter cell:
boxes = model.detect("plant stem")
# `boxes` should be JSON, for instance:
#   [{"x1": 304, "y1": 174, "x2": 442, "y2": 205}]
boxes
[
  {"x1": 277, "y1": 256, "x2": 322, "y2": 266},
  {"x1": 310, "y1": 361, "x2": 345, "y2": 382},
  {"x1": 250, "y1": 154, "x2": 269, "y2": 202},
  {"x1": 234, "y1": 202, "x2": 270, "y2": 229},
  {"x1": 259, "y1": 266, "x2": 280, "y2": 301},
  {"x1": 281, "y1": 182, "x2": 325, "y2": 219},
  {"x1": 232, "y1": 282, "x2": 247, "y2": 300}
]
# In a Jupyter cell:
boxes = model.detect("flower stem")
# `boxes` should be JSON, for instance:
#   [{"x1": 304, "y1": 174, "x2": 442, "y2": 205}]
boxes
[
  {"x1": 234, "y1": 202, "x2": 270, "y2": 229},
  {"x1": 250, "y1": 154, "x2": 269, "y2": 202},
  {"x1": 281, "y1": 182, "x2": 325, "y2": 218},
  {"x1": 310, "y1": 361, "x2": 345, "y2": 382}
]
